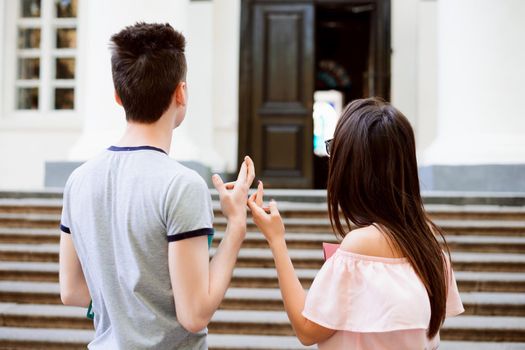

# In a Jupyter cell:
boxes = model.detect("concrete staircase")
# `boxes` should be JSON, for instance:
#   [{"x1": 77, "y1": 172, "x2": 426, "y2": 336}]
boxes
[{"x1": 0, "y1": 191, "x2": 524, "y2": 349}]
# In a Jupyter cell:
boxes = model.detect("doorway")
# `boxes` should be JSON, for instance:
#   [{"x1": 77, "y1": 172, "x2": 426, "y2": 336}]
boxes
[
  {"x1": 239, "y1": 0, "x2": 391, "y2": 189},
  {"x1": 313, "y1": 3, "x2": 376, "y2": 188}
]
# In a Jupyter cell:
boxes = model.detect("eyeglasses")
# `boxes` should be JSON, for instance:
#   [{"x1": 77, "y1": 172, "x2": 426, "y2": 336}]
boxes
[{"x1": 325, "y1": 139, "x2": 333, "y2": 156}]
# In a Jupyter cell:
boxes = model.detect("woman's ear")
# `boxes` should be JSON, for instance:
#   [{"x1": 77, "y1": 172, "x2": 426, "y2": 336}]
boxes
[
  {"x1": 114, "y1": 91, "x2": 123, "y2": 106},
  {"x1": 174, "y1": 81, "x2": 187, "y2": 107}
]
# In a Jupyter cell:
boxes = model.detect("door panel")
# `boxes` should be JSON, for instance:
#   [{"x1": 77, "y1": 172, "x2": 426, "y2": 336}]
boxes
[
  {"x1": 251, "y1": 3, "x2": 314, "y2": 188},
  {"x1": 262, "y1": 121, "x2": 303, "y2": 176}
]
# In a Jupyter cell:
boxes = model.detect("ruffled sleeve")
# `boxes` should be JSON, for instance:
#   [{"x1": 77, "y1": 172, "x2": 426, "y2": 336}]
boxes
[
  {"x1": 445, "y1": 255, "x2": 465, "y2": 317},
  {"x1": 302, "y1": 249, "x2": 432, "y2": 333}
]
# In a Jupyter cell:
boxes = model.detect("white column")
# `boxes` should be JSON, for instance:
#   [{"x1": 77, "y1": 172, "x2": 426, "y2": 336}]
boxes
[
  {"x1": 172, "y1": 0, "x2": 225, "y2": 171},
  {"x1": 211, "y1": 0, "x2": 241, "y2": 173},
  {"x1": 391, "y1": 0, "x2": 418, "y2": 127},
  {"x1": 422, "y1": 0, "x2": 525, "y2": 165},
  {"x1": 70, "y1": 0, "x2": 223, "y2": 171}
]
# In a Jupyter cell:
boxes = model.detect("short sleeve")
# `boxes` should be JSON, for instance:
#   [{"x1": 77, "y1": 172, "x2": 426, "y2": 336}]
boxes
[
  {"x1": 445, "y1": 255, "x2": 465, "y2": 317},
  {"x1": 165, "y1": 174, "x2": 214, "y2": 242},
  {"x1": 59, "y1": 177, "x2": 72, "y2": 234}
]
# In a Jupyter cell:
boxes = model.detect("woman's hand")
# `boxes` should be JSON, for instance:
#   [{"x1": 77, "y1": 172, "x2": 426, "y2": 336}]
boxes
[
  {"x1": 247, "y1": 181, "x2": 285, "y2": 246},
  {"x1": 212, "y1": 156, "x2": 255, "y2": 227}
]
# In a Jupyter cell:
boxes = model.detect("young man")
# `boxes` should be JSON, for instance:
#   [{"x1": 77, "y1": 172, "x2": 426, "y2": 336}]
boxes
[{"x1": 59, "y1": 22, "x2": 254, "y2": 349}]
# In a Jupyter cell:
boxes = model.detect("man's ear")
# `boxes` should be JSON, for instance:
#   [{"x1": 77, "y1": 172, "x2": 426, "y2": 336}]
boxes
[
  {"x1": 114, "y1": 91, "x2": 123, "y2": 106},
  {"x1": 174, "y1": 81, "x2": 187, "y2": 107}
]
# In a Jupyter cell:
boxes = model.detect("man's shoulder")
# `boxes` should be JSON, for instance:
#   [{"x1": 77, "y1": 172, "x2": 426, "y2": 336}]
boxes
[
  {"x1": 133, "y1": 157, "x2": 209, "y2": 194},
  {"x1": 167, "y1": 162, "x2": 209, "y2": 192},
  {"x1": 65, "y1": 152, "x2": 109, "y2": 183}
]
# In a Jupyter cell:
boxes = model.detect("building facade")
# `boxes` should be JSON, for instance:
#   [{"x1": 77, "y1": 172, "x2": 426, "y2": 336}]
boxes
[{"x1": 0, "y1": 0, "x2": 524, "y2": 191}]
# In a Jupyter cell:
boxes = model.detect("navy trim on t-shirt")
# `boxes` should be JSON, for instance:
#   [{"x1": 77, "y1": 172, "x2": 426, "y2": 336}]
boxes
[
  {"x1": 60, "y1": 224, "x2": 71, "y2": 234},
  {"x1": 108, "y1": 145, "x2": 167, "y2": 155},
  {"x1": 167, "y1": 228, "x2": 214, "y2": 242}
]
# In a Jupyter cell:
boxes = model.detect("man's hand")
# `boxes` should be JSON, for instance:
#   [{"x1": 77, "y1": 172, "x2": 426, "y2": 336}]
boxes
[{"x1": 212, "y1": 156, "x2": 255, "y2": 226}]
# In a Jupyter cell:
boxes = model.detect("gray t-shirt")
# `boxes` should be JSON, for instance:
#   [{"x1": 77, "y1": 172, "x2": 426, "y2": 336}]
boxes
[{"x1": 60, "y1": 145, "x2": 214, "y2": 349}]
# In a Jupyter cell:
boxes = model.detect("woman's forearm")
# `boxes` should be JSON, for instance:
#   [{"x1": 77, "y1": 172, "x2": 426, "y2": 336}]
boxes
[
  {"x1": 269, "y1": 237, "x2": 336, "y2": 346},
  {"x1": 269, "y1": 238, "x2": 308, "y2": 334}
]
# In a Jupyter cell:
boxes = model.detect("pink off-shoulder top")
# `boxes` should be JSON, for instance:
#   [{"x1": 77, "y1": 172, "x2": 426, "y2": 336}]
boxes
[{"x1": 302, "y1": 249, "x2": 464, "y2": 350}]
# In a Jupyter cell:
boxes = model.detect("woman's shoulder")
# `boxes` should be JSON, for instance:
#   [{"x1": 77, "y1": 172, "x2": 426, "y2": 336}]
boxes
[
  {"x1": 304, "y1": 225, "x2": 431, "y2": 333},
  {"x1": 339, "y1": 225, "x2": 404, "y2": 259}
]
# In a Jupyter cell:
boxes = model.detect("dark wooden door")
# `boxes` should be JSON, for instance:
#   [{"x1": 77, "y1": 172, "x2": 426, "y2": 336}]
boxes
[
  {"x1": 239, "y1": 0, "x2": 391, "y2": 188},
  {"x1": 239, "y1": 1, "x2": 315, "y2": 188}
]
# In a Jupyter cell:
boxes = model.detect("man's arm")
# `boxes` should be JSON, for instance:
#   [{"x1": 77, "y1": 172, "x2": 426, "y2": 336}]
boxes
[
  {"x1": 168, "y1": 221, "x2": 244, "y2": 332},
  {"x1": 59, "y1": 232, "x2": 91, "y2": 307},
  {"x1": 168, "y1": 156, "x2": 254, "y2": 333}
]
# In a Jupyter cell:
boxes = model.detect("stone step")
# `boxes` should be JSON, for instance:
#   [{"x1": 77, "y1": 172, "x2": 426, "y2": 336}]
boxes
[
  {"x1": 1, "y1": 212, "x2": 524, "y2": 237},
  {"x1": 0, "y1": 281, "x2": 62, "y2": 304},
  {"x1": 0, "y1": 303, "x2": 523, "y2": 342},
  {"x1": 2, "y1": 197, "x2": 525, "y2": 221},
  {"x1": 0, "y1": 327, "x2": 523, "y2": 350},
  {"x1": 215, "y1": 218, "x2": 525, "y2": 236},
  {"x1": 0, "y1": 327, "x2": 92, "y2": 350},
  {"x1": 3, "y1": 263, "x2": 525, "y2": 293},
  {"x1": 0, "y1": 243, "x2": 59, "y2": 263},
  {"x1": 444, "y1": 271, "x2": 525, "y2": 294},
  {"x1": 222, "y1": 203, "x2": 525, "y2": 221},
  {"x1": 1, "y1": 242, "x2": 524, "y2": 272},
  {"x1": 439, "y1": 341, "x2": 525, "y2": 350},
  {"x1": 458, "y1": 292, "x2": 525, "y2": 316},
  {"x1": 2, "y1": 189, "x2": 525, "y2": 206},
  {"x1": 442, "y1": 235, "x2": 525, "y2": 254},
  {"x1": 0, "y1": 199, "x2": 63, "y2": 215},
  {"x1": 0, "y1": 228, "x2": 59, "y2": 244},
  {"x1": 225, "y1": 249, "x2": 525, "y2": 272},
  {"x1": 421, "y1": 204, "x2": 525, "y2": 221},
  {"x1": 0, "y1": 213, "x2": 60, "y2": 229},
  {"x1": 441, "y1": 315, "x2": 525, "y2": 342},
  {"x1": 231, "y1": 268, "x2": 525, "y2": 293},
  {"x1": 72, "y1": 286, "x2": 525, "y2": 317},
  {"x1": 0, "y1": 327, "x2": 316, "y2": 350},
  {"x1": 209, "y1": 334, "x2": 314, "y2": 349},
  {"x1": 3, "y1": 228, "x2": 525, "y2": 254},
  {"x1": 214, "y1": 232, "x2": 525, "y2": 253},
  {"x1": 1, "y1": 279, "x2": 523, "y2": 317}
]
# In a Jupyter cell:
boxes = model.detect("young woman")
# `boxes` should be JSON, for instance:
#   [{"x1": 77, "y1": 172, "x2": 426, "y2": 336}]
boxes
[{"x1": 248, "y1": 97, "x2": 464, "y2": 349}]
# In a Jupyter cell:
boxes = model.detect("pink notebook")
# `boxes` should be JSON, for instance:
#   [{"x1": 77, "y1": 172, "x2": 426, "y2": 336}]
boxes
[{"x1": 322, "y1": 242, "x2": 340, "y2": 260}]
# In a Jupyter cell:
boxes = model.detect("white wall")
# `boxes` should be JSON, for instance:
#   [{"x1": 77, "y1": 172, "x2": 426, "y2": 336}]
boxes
[
  {"x1": 212, "y1": 0, "x2": 241, "y2": 173},
  {"x1": 4, "y1": 0, "x2": 523, "y2": 189},
  {"x1": 391, "y1": 0, "x2": 438, "y2": 155},
  {"x1": 0, "y1": 0, "x2": 438, "y2": 189},
  {"x1": 391, "y1": 0, "x2": 418, "y2": 126},
  {"x1": 0, "y1": 130, "x2": 80, "y2": 189},
  {"x1": 0, "y1": 0, "x2": 83, "y2": 189},
  {"x1": 423, "y1": 0, "x2": 525, "y2": 165},
  {"x1": 172, "y1": 0, "x2": 228, "y2": 171},
  {"x1": 0, "y1": 0, "x2": 241, "y2": 189},
  {"x1": 416, "y1": 1, "x2": 438, "y2": 153}
]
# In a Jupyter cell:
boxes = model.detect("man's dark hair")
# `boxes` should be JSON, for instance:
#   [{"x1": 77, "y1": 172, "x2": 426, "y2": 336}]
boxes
[{"x1": 110, "y1": 22, "x2": 186, "y2": 123}]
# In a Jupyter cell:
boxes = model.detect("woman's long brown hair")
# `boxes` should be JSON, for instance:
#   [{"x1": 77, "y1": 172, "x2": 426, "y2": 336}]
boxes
[{"x1": 327, "y1": 97, "x2": 450, "y2": 338}]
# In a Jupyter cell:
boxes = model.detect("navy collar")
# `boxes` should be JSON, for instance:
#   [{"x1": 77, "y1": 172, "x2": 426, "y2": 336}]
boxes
[{"x1": 107, "y1": 145, "x2": 168, "y2": 155}]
